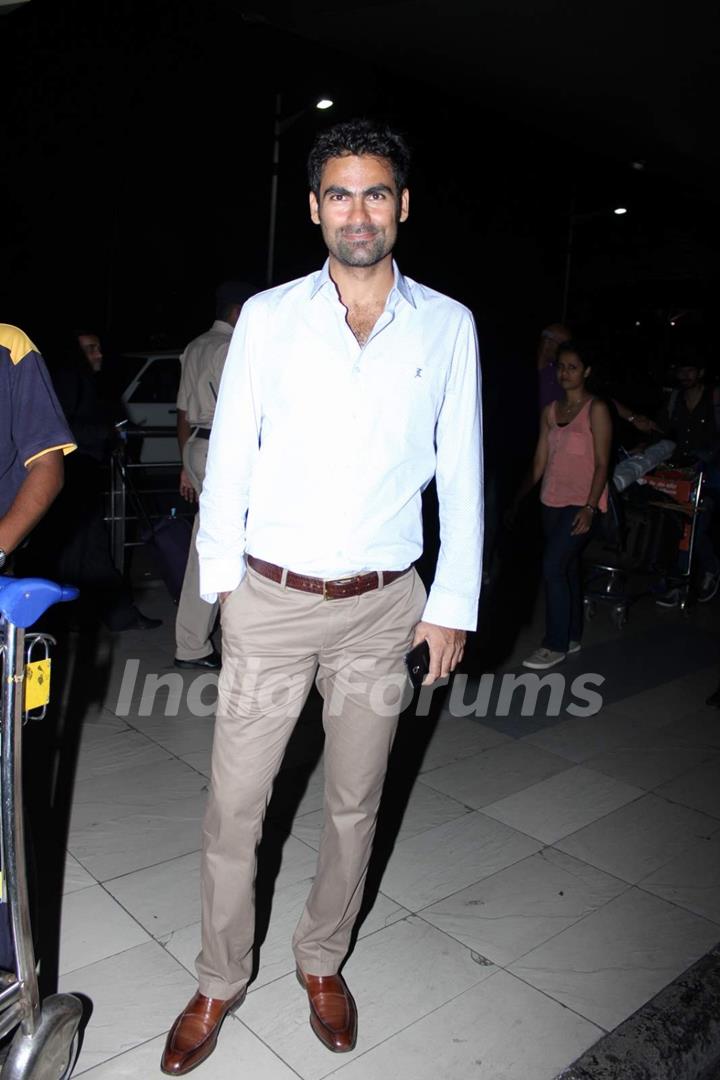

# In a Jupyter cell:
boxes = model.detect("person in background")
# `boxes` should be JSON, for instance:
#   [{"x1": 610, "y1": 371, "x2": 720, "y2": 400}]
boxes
[
  {"x1": 510, "y1": 340, "x2": 611, "y2": 669},
  {"x1": 538, "y1": 322, "x2": 656, "y2": 434},
  {"x1": 174, "y1": 281, "x2": 259, "y2": 670},
  {"x1": 655, "y1": 350, "x2": 720, "y2": 605},
  {"x1": 32, "y1": 330, "x2": 161, "y2": 630},
  {"x1": 0, "y1": 323, "x2": 75, "y2": 571},
  {"x1": 537, "y1": 322, "x2": 572, "y2": 412},
  {"x1": 161, "y1": 118, "x2": 482, "y2": 1076}
]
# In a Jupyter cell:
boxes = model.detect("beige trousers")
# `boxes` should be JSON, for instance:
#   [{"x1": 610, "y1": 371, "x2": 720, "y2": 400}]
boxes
[
  {"x1": 175, "y1": 437, "x2": 218, "y2": 660},
  {"x1": 195, "y1": 563, "x2": 426, "y2": 999}
]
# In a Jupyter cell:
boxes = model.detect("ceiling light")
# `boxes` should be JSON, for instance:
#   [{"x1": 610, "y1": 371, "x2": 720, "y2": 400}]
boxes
[
  {"x1": 316, "y1": 98, "x2": 334, "y2": 110},
  {"x1": 614, "y1": 207, "x2": 628, "y2": 215}
]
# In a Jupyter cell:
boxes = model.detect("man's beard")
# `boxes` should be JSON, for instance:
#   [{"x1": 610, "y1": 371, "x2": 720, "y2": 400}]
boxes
[{"x1": 332, "y1": 227, "x2": 391, "y2": 267}]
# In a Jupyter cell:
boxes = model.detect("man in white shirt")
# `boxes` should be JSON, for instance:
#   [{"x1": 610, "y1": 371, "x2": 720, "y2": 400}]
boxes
[
  {"x1": 161, "y1": 119, "x2": 483, "y2": 1076},
  {"x1": 174, "y1": 282, "x2": 258, "y2": 668}
]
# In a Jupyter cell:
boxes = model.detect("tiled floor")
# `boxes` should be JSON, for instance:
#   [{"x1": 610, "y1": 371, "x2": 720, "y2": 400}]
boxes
[{"x1": 37, "y1": 580, "x2": 720, "y2": 1079}]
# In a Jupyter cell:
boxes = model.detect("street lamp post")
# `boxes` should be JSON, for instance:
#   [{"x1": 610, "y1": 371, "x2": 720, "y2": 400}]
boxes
[
  {"x1": 266, "y1": 93, "x2": 333, "y2": 286},
  {"x1": 561, "y1": 203, "x2": 629, "y2": 323}
]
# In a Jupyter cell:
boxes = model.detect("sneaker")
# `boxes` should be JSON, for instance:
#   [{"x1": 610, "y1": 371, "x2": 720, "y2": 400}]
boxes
[
  {"x1": 655, "y1": 588, "x2": 680, "y2": 608},
  {"x1": 698, "y1": 572, "x2": 720, "y2": 604},
  {"x1": 568, "y1": 641, "x2": 582, "y2": 654},
  {"x1": 522, "y1": 647, "x2": 566, "y2": 670}
]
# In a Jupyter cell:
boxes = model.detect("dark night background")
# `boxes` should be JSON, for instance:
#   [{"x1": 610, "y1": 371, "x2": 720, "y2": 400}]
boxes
[{"x1": 1, "y1": 0, "x2": 718, "y2": 406}]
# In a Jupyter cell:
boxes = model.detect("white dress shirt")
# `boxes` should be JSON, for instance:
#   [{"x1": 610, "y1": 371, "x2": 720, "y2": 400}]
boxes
[
  {"x1": 177, "y1": 319, "x2": 234, "y2": 427},
  {"x1": 197, "y1": 261, "x2": 483, "y2": 630}
]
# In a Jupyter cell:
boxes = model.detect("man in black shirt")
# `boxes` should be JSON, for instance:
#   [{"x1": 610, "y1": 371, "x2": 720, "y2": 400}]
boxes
[{"x1": 656, "y1": 357, "x2": 720, "y2": 604}]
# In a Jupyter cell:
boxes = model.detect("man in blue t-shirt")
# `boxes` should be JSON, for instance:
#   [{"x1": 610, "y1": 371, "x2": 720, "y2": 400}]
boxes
[{"x1": 0, "y1": 324, "x2": 76, "y2": 571}]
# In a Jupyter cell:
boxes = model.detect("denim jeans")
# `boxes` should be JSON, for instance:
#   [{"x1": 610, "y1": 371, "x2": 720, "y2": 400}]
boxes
[{"x1": 541, "y1": 504, "x2": 593, "y2": 653}]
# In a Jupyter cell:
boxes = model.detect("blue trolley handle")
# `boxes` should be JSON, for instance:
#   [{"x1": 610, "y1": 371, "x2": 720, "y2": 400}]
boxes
[
  {"x1": 0, "y1": 576, "x2": 78, "y2": 631},
  {"x1": 0, "y1": 577, "x2": 77, "y2": 1039}
]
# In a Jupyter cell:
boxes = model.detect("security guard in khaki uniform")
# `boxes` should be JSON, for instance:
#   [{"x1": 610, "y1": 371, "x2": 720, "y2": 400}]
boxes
[{"x1": 174, "y1": 282, "x2": 258, "y2": 668}]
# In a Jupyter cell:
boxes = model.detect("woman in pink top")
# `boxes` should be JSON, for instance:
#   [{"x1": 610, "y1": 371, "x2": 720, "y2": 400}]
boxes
[{"x1": 513, "y1": 342, "x2": 612, "y2": 670}]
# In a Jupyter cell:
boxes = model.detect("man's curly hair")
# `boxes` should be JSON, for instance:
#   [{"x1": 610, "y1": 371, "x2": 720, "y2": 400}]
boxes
[{"x1": 307, "y1": 119, "x2": 411, "y2": 197}]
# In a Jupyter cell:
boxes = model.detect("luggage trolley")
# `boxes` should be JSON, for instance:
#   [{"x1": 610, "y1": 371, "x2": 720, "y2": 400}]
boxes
[
  {"x1": 584, "y1": 464, "x2": 705, "y2": 626},
  {"x1": 0, "y1": 577, "x2": 82, "y2": 1079}
]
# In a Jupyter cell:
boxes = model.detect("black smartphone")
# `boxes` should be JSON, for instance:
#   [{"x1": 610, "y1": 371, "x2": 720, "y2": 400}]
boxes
[{"x1": 404, "y1": 639, "x2": 430, "y2": 689}]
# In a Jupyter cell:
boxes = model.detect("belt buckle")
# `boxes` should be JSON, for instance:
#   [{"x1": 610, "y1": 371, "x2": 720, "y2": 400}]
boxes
[{"x1": 323, "y1": 575, "x2": 356, "y2": 600}]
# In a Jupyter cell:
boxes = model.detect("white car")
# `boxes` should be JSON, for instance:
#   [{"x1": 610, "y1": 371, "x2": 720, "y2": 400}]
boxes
[{"x1": 120, "y1": 350, "x2": 182, "y2": 463}]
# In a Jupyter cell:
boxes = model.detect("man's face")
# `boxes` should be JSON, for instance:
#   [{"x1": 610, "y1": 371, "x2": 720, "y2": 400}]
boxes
[
  {"x1": 677, "y1": 365, "x2": 703, "y2": 389},
  {"x1": 78, "y1": 334, "x2": 103, "y2": 371},
  {"x1": 538, "y1": 326, "x2": 571, "y2": 365},
  {"x1": 309, "y1": 154, "x2": 409, "y2": 269}
]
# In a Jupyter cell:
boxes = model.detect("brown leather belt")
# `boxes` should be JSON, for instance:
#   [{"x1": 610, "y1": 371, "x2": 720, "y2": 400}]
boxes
[{"x1": 247, "y1": 555, "x2": 410, "y2": 600}]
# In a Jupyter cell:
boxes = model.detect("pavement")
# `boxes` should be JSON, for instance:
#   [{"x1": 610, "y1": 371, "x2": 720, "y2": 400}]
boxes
[{"x1": 35, "y1": 568, "x2": 720, "y2": 1079}]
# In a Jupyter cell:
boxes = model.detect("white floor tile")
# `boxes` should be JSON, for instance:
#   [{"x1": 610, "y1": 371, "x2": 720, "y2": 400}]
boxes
[
  {"x1": 126, "y1": 713, "x2": 215, "y2": 758},
  {"x1": 59, "y1": 941, "x2": 195, "y2": 1074},
  {"x1": 418, "y1": 714, "x2": 511, "y2": 773},
  {"x1": 421, "y1": 848, "x2": 627, "y2": 966},
  {"x1": 67, "y1": 758, "x2": 208, "y2": 880},
  {"x1": 104, "y1": 852, "x2": 201, "y2": 938},
  {"x1": 77, "y1": 1022, "x2": 299, "y2": 1079},
  {"x1": 332, "y1": 969, "x2": 602, "y2": 1080},
  {"x1": 660, "y1": 705, "x2": 720, "y2": 748},
  {"x1": 509, "y1": 887, "x2": 720, "y2": 1030},
  {"x1": 482, "y1": 766, "x2": 644, "y2": 844},
  {"x1": 585, "y1": 734, "x2": 717, "y2": 790},
  {"x1": 68, "y1": 756, "x2": 209, "y2": 832},
  {"x1": 522, "y1": 708, "x2": 657, "y2": 764},
  {"x1": 641, "y1": 832, "x2": 720, "y2": 924},
  {"x1": 292, "y1": 779, "x2": 470, "y2": 851},
  {"x1": 618, "y1": 672, "x2": 716, "y2": 728},
  {"x1": 379, "y1": 811, "x2": 542, "y2": 911},
  {"x1": 63, "y1": 851, "x2": 96, "y2": 895},
  {"x1": 59, "y1": 885, "x2": 151, "y2": 975},
  {"x1": 556, "y1": 792, "x2": 720, "y2": 883},
  {"x1": 104, "y1": 832, "x2": 319, "y2": 944},
  {"x1": 77, "y1": 709, "x2": 131, "y2": 737},
  {"x1": 177, "y1": 749, "x2": 211, "y2": 776},
  {"x1": 420, "y1": 740, "x2": 571, "y2": 809},
  {"x1": 240, "y1": 916, "x2": 494, "y2": 1079},
  {"x1": 74, "y1": 729, "x2": 172, "y2": 782},
  {"x1": 67, "y1": 803, "x2": 206, "y2": 882},
  {"x1": 655, "y1": 757, "x2": 720, "y2": 819},
  {"x1": 157, "y1": 920, "x2": 199, "y2": 979}
]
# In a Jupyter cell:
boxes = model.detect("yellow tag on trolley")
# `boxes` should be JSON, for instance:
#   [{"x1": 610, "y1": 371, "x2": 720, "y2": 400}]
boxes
[{"x1": 23, "y1": 658, "x2": 51, "y2": 712}]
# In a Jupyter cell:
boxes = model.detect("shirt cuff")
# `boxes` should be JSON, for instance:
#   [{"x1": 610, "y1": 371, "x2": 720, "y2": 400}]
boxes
[
  {"x1": 422, "y1": 587, "x2": 479, "y2": 632},
  {"x1": 199, "y1": 556, "x2": 247, "y2": 604}
]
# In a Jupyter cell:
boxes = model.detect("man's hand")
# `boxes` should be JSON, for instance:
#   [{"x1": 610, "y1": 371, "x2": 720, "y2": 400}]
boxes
[
  {"x1": 412, "y1": 621, "x2": 466, "y2": 684},
  {"x1": 179, "y1": 468, "x2": 197, "y2": 503}
]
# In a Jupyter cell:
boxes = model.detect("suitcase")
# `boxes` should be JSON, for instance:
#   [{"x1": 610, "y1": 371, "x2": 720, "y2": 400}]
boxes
[
  {"x1": 115, "y1": 453, "x2": 193, "y2": 603},
  {"x1": 140, "y1": 510, "x2": 193, "y2": 603}
]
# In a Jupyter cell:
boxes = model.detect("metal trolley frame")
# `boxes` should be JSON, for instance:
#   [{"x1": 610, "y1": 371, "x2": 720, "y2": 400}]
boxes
[
  {"x1": 0, "y1": 577, "x2": 82, "y2": 1080},
  {"x1": 584, "y1": 465, "x2": 705, "y2": 628}
]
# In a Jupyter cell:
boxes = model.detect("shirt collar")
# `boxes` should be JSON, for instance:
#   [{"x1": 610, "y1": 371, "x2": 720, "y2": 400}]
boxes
[
  {"x1": 310, "y1": 259, "x2": 416, "y2": 310},
  {"x1": 212, "y1": 319, "x2": 234, "y2": 335}
]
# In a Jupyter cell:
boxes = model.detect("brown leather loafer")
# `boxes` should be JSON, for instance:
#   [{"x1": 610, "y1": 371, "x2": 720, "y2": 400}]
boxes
[
  {"x1": 160, "y1": 989, "x2": 245, "y2": 1075},
  {"x1": 296, "y1": 967, "x2": 357, "y2": 1053}
]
